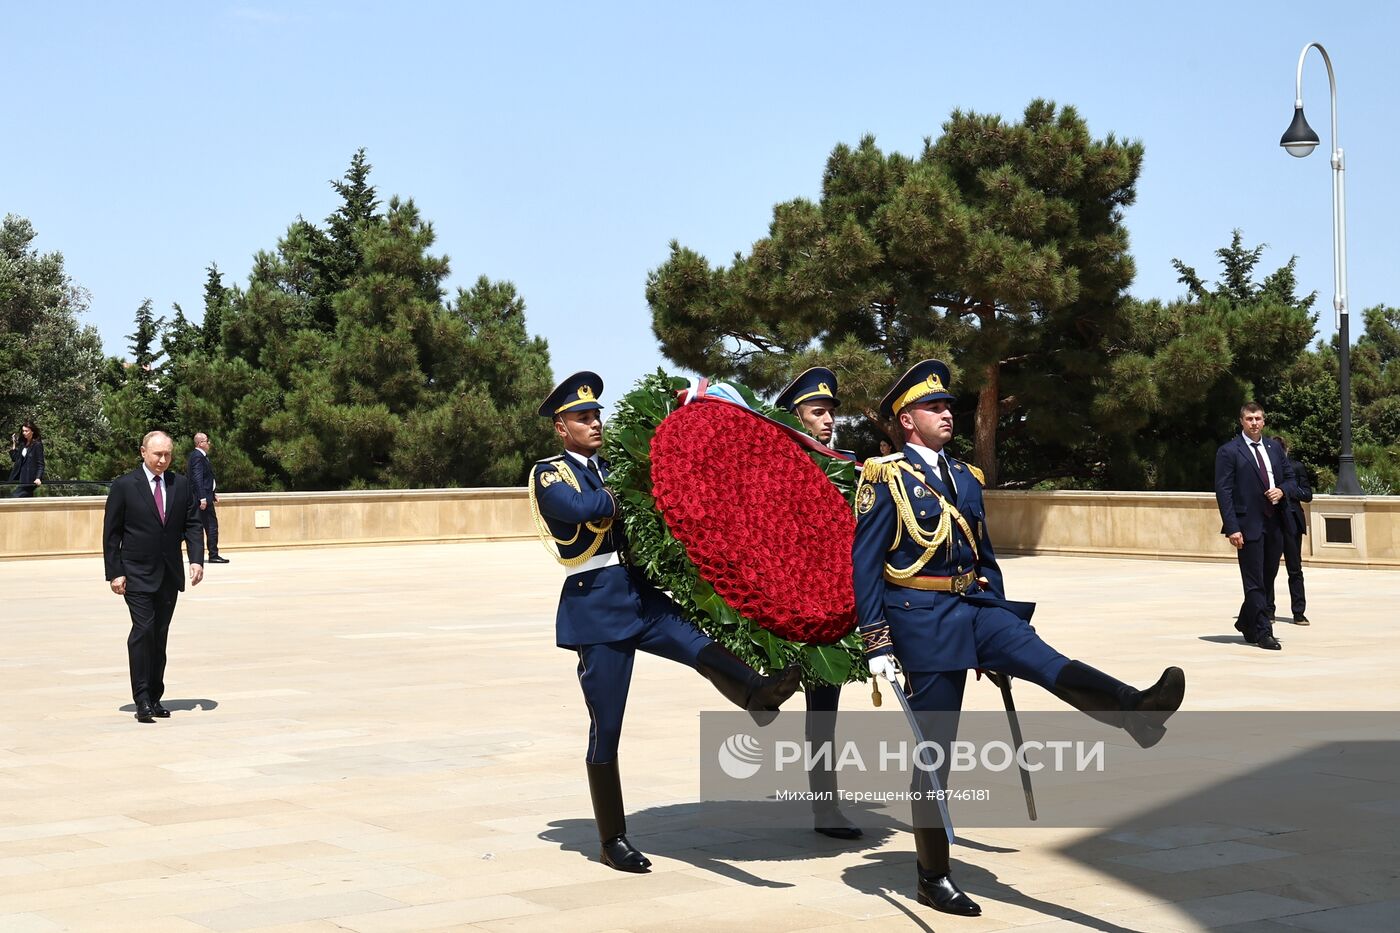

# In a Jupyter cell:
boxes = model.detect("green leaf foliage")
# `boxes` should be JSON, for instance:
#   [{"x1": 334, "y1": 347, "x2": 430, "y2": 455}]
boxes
[{"x1": 0, "y1": 214, "x2": 109, "y2": 481}]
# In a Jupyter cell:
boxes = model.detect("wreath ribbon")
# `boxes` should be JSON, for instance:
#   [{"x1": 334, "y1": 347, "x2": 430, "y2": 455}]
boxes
[{"x1": 675, "y1": 377, "x2": 861, "y2": 466}]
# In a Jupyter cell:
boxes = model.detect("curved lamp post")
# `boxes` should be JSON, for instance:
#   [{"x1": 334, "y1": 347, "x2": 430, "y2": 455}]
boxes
[{"x1": 1281, "y1": 42, "x2": 1362, "y2": 495}]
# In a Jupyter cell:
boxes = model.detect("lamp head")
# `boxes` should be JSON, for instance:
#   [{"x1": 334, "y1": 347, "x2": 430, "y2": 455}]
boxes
[{"x1": 1281, "y1": 105, "x2": 1320, "y2": 158}]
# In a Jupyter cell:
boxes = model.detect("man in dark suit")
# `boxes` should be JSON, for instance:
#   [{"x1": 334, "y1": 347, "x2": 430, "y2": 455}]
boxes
[
  {"x1": 1274, "y1": 436, "x2": 1312, "y2": 625},
  {"x1": 187, "y1": 432, "x2": 228, "y2": 563},
  {"x1": 103, "y1": 430, "x2": 204, "y2": 722},
  {"x1": 529, "y1": 372, "x2": 801, "y2": 874},
  {"x1": 1214, "y1": 403, "x2": 1298, "y2": 650}
]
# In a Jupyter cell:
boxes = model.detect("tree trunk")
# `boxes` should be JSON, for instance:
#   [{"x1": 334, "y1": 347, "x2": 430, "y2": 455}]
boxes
[{"x1": 974, "y1": 360, "x2": 999, "y2": 486}]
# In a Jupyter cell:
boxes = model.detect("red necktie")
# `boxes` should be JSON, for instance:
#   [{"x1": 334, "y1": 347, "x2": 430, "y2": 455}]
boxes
[
  {"x1": 154, "y1": 474, "x2": 166, "y2": 524},
  {"x1": 1250, "y1": 442, "x2": 1269, "y2": 488}
]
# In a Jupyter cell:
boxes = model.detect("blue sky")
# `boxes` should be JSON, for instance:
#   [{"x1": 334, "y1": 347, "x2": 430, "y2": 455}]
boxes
[{"x1": 6, "y1": 2, "x2": 1397, "y2": 400}]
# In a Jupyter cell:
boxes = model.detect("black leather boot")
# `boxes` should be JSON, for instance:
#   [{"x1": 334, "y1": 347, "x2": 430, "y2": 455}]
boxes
[
  {"x1": 696, "y1": 644, "x2": 802, "y2": 724},
  {"x1": 913, "y1": 825, "x2": 980, "y2": 916},
  {"x1": 585, "y1": 759, "x2": 651, "y2": 873},
  {"x1": 804, "y1": 684, "x2": 862, "y2": 839},
  {"x1": 807, "y1": 757, "x2": 863, "y2": 840},
  {"x1": 1051, "y1": 661, "x2": 1186, "y2": 749}
]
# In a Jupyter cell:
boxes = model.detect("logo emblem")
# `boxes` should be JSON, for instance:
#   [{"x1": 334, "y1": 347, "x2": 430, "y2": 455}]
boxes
[
  {"x1": 856, "y1": 484, "x2": 876, "y2": 514},
  {"x1": 913, "y1": 486, "x2": 926, "y2": 498},
  {"x1": 718, "y1": 733, "x2": 763, "y2": 779},
  {"x1": 539, "y1": 471, "x2": 559, "y2": 488},
  {"x1": 817, "y1": 382, "x2": 831, "y2": 396},
  {"x1": 577, "y1": 384, "x2": 596, "y2": 401}
]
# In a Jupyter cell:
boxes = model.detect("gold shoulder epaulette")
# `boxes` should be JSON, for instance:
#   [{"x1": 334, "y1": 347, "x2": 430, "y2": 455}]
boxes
[
  {"x1": 861, "y1": 452, "x2": 905, "y2": 484},
  {"x1": 967, "y1": 463, "x2": 986, "y2": 486}
]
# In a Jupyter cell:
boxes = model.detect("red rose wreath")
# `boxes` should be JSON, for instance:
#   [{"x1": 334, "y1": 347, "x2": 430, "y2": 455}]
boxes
[
  {"x1": 603, "y1": 372, "x2": 864, "y2": 686},
  {"x1": 650, "y1": 400, "x2": 856, "y2": 644}
]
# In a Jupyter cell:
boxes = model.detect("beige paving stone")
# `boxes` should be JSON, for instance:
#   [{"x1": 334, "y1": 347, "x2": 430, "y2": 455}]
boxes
[
  {"x1": 36, "y1": 886, "x2": 259, "y2": 929},
  {"x1": 0, "y1": 913, "x2": 63, "y2": 933},
  {"x1": 332, "y1": 894, "x2": 553, "y2": 931},
  {"x1": 183, "y1": 891, "x2": 406, "y2": 931},
  {"x1": 3, "y1": 543, "x2": 1398, "y2": 931}
]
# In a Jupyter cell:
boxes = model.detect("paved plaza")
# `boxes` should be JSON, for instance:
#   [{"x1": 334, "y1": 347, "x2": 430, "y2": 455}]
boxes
[{"x1": 3, "y1": 541, "x2": 1398, "y2": 932}]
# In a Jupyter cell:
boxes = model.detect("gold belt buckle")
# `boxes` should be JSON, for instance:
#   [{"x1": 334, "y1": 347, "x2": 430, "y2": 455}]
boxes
[{"x1": 951, "y1": 572, "x2": 971, "y2": 594}]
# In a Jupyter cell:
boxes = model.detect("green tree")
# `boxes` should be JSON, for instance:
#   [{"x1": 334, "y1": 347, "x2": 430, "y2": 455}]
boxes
[
  {"x1": 201, "y1": 263, "x2": 227, "y2": 352},
  {"x1": 85, "y1": 298, "x2": 170, "y2": 480},
  {"x1": 1093, "y1": 232, "x2": 1317, "y2": 489},
  {"x1": 647, "y1": 100, "x2": 1143, "y2": 485},
  {"x1": 169, "y1": 151, "x2": 554, "y2": 490},
  {"x1": 0, "y1": 214, "x2": 108, "y2": 480}
]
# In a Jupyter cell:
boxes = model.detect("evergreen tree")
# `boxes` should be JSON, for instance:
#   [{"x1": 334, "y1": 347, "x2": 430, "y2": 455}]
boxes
[
  {"x1": 165, "y1": 151, "x2": 554, "y2": 490},
  {"x1": 201, "y1": 263, "x2": 227, "y2": 351},
  {"x1": 86, "y1": 298, "x2": 170, "y2": 479},
  {"x1": 647, "y1": 100, "x2": 1143, "y2": 485},
  {"x1": 1094, "y1": 232, "x2": 1317, "y2": 489},
  {"x1": 0, "y1": 213, "x2": 108, "y2": 480}
]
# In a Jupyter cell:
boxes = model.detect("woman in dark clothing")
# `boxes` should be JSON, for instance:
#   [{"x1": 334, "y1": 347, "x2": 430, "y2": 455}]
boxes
[{"x1": 8, "y1": 420, "x2": 45, "y2": 497}]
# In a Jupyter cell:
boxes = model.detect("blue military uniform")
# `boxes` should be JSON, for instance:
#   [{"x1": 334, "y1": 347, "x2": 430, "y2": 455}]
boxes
[
  {"x1": 852, "y1": 360, "x2": 1066, "y2": 695},
  {"x1": 851, "y1": 360, "x2": 1186, "y2": 917},
  {"x1": 532, "y1": 371, "x2": 801, "y2": 874},
  {"x1": 853, "y1": 443, "x2": 1064, "y2": 685},
  {"x1": 774, "y1": 366, "x2": 862, "y2": 840}
]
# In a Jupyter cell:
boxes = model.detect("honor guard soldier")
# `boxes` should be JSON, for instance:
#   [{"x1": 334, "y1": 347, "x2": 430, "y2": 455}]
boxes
[
  {"x1": 852, "y1": 360, "x2": 1187, "y2": 917},
  {"x1": 774, "y1": 367, "x2": 862, "y2": 840},
  {"x1": 532, "y1": 372, "x2": 803, "y2": 874}
]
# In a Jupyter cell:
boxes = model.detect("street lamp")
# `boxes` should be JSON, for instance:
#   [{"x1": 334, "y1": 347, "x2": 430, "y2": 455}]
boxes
[{"x1": 1281, "y1": 41, "x2": 1362, "y2": 495}]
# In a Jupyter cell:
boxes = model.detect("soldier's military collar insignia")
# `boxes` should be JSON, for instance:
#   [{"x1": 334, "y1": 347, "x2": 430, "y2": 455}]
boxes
[{"x1": 954, "y1": 462, "x2": 964, "y2": 471}]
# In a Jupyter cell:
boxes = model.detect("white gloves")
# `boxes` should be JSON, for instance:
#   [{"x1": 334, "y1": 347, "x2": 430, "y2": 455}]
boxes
[{"x1": 868, "y1": 654, "x2": 902, "y2": 684}]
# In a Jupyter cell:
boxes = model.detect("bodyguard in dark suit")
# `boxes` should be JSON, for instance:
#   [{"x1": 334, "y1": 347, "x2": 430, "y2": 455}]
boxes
[
  {"x1": 187, "y1": 432, "x2": 228, "y2": 563},
  {"x1": 103, "y1": 431, "x2": 204, "y2": 722},
  {"x1": 1273, "y1": 436, "x2": 1312, "y2": 625},
  {"x1": 1213, "y1": 403, "x2": 1298, "y2": 650},
  {"x1": 853, "y1": 360, "x2": 1186, "y2": 917},
  {"x1": 774, "y1": 366, "x2": 862, "y2": 840},
  {"x1": 530, "y1": 372, "x2": 801, "y2": 874}
]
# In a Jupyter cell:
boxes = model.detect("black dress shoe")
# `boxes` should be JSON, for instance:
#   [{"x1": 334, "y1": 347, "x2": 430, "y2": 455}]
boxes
[
  {"x1": 1257, "y1": 635, "x2": 1283, "y2": 650},
  {"x1": 208, "y1": 555, "x2": 230, "y2": 563},
  {"x1": 1234, "y1": 620, "x2": 1258, "y2": 644},
  {"x1": 152, "y1": 702, "x2": 171, "y2": 718},
  {"x1": 135, "y1": 703, "x2": 156, "y2": 723},
  {"x1": 599, "y1": 833, "x2": 651, "y2": 872},
  {"x1": 1293, "y1": 615, "x2": 1310, "y2": 626},
  {"x1": 916, "y1": 871, "x2": 981, "y2": 916},
  {"x1": 813, "y1": 811, "x2": 864, "y2": 840}
]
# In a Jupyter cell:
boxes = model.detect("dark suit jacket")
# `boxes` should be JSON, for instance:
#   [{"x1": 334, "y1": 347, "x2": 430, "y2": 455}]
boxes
[
  {"x1": 8, "y1": 440, "x2": 44, "y2": 484},
  {"x1": 103, "y1": 467, "x2": 204, "y2": 592},
  {"x1": 1214, "y1": 435, "x2": 1298, "y2": 541},
  {"x1": 1284, "y1": 456, "x2": 1313, "y2": 537},
  {"x1": 187, "y1": 449, "x2": 216, "y2": 503}
]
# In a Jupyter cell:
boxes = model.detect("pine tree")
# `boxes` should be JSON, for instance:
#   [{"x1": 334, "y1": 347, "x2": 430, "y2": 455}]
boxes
[
  {"x1": 201, "y1": 263, "x2": 226, "y2": 351},
  {"x1": 0, "y1": 213, "x2": 108, "y2": 480},
  {"x1": 163, "y1": 151, "x2": 555, "y2": 490},
  {"x1": 648, "y1": 100, "x2": 1143, "y2": 485}
]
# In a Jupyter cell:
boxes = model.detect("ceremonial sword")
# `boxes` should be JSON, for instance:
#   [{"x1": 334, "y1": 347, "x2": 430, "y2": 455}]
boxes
[
  {"x1": 874, "y1": 672, "x2": 957, "y2": 845},
  {"x1": 982, "y1": 671, "x2": 1038, "y2": 821}
]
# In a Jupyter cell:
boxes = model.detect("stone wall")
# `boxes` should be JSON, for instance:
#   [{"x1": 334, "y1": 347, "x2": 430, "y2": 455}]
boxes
[{"x1": 3, "y1": 487, "x2": 1396, "y2": 569}]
